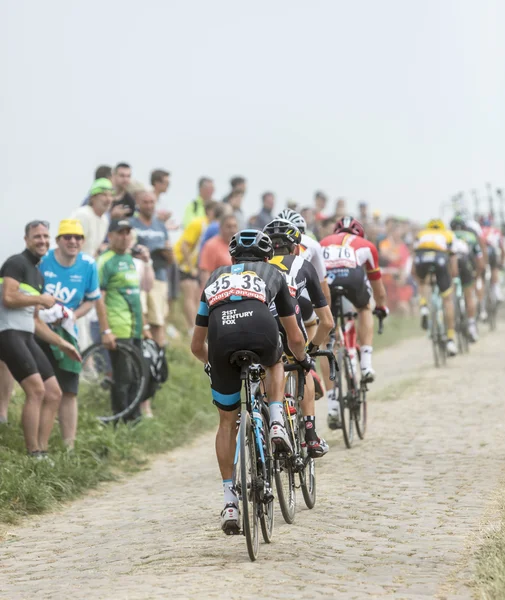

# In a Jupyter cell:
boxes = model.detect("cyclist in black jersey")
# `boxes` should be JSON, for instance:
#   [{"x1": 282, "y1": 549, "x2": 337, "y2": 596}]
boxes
[
  {"x1": 0, "y1": 221, "x2": 81, "y2": 458},
  {"x1": 264, "y1": 218, "x2": 334, "y2": 457},
  {"x1": 191, "y1": 229, "x2": 311, "y2": 533}
]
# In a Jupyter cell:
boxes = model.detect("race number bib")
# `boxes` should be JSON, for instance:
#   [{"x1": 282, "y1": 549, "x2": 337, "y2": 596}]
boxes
[
  {"x1": 322, "y1": 245, "x2": 357, "y2": 269},
  {"x1": 205, "y1": 271, "x2": 267, "y2": 306}
]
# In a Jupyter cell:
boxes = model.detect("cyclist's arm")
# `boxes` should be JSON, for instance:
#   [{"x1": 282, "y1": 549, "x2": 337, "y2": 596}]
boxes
[
  {"x1": 370, "y1": 279, "x2": 387, "y2": 307},
  {"x1": 2, "y1": 277, "x2": 45, "y2": 309},
  {"x1": 312, "y1": 305, "x2": 333, "y2": 347},
  {"x1": 279, "y1": 315, "x2": 306, "y2": 361},
  {"x1": 320, "y1": 279, "x2": 331, "y2": 305},
  {"x1": 190, "y1": 325, "x2": 208, "y2": 363}
]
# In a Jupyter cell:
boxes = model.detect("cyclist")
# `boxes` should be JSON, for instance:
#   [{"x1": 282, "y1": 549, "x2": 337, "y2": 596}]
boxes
[
  {"x1": 277, "y1": 209, "x2": 331, "y2": 340},
  {"x1": 190, "y1": 229, "x2": 311, "y2": 533},
  {"x1": 413, "y1": 219, "x2": 458, "y2": 356},
  {"x1": 457, "y1": 214, "x2": 488, "y2": 319},
  {"x1": 263, "y1": 218, "x2": 334, "y2": 457},
  {"x1": 0, "y1": 220, "x2": 81, "y2": 458},
  {"x1": 450, "y1": 216, "x2": 485, "y2": 342},
  {"x1": 319, "y1": 217, "x2": 388, "y2": 428},
  {"x1": 481, "y1": 217, "x2": 504, "y2": 303}
]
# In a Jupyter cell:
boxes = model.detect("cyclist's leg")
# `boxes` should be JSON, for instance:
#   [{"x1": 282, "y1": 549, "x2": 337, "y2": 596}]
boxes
[
  {"x1": 347, "y1": 270, "x2": 374, "y2": 380},
  {"x1": 300, "y1": 371, "x2": 328, "y2": 456},
  {"x1": 299, "y1": 292, "x2": 317, "y2": 342},
  {"x1": 413, "y1": 252, "x2": 431, "y2": 327},
  {"x1": 460, "y1": 257, "x2": 478, "y2": 341},
  {"x1": 437, "y1": 253, "x2": 457, "y2": 353}
]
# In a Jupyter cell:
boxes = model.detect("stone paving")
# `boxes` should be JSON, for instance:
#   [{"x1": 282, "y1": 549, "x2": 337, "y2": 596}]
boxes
[{"x1": 1, "y1": 333, "x2": 504, "y2": 599}]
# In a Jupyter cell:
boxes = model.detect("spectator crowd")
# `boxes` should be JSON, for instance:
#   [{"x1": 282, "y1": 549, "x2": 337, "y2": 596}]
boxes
[{"x1": 0, "y1": 161, "x2": 421, "y2": 457}]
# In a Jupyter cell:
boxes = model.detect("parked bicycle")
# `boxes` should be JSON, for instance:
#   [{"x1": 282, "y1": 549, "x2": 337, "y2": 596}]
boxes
[
  {"x1": 327, "y1": 286, "x2": 385, "y2": 448},
  {"x1": 229, "y1": 350, "x2": 274, "y2": 562},
  {"x1": 275, "y1": 350, "x2": 336, "y2": 524}
]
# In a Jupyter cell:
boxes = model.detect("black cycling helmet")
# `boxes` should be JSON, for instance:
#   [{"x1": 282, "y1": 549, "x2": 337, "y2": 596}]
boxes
[
  {"x1": 263, "y1": 219, "x2": 302, "y2": 252},
  {"x1": 229, "y1": 229, "x2": 274, "y2": 262},
  {"x1": 450, "y1": 215, "x2": 467, "y2": 231}
]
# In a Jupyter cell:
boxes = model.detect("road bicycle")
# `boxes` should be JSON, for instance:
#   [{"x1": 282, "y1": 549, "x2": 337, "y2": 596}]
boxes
[
  {"x1": 229, "y1": 350, "x2": 274, "y2": 562},
  {"x1": 428, "y1": 271, "x2": 448, "y2": 368},
  {"x1": 274, "y1": 350, "x2": 336, "y2": 524},
  {"x1": 79, "y1": 340, "x2": 149, "y2": 423},
  {"x1": 453, "y1": 276, "x2": 470, "y2": 354},
  {"x1": 484, "y1": 268, "x2": 498, "y2": 331},
  {"x1": 327, "y1": 286, "x2": 385, "y2": 448}
]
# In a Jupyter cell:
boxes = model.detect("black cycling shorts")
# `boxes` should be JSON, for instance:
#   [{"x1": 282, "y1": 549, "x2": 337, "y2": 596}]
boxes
[
  {"x1": 0, "y1": 330, "x2": 54, "y2": 384},
  {"x1": 276, "y1": 300, "x2": 307, "y2": 356},
  {"x1": 298, "y1": 294, "x2": 317, "y2": 325},
  {"x1": 37, "y1": 340, "x2": 79, "y2": 395},
  {"x1": 488, "y1": 246, "x2": 498, "y2": 269},
  {"x1": 414, "y1": 250, "x2": 452, "y2": 295},
  {"x1": 327, "y1": 266, "x2": 371, "y2": 312},
  {"x1": 207, "y1": 300, "x2": 283, "y2": 412},
  {"x1": 457, "y1": 256, "x2": 475, "y2": 288}
]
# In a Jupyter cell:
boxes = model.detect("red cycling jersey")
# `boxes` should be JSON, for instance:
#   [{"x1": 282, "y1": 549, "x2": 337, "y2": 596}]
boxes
[
  {"x1": 320, "y1": 233, "x2": 382, "y2": 281},
  {"x1": 481, "y1": 226, "x2": 504, "y2": 251}
]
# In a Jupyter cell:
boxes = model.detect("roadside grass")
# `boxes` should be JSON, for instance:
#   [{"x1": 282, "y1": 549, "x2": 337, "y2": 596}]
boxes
[
  {"x1": 474, "y1": 489, "x2": 505, "y2": 599},
  {"x1": 373, "y1": 314, "x2": 420, "y2": 351},
  {"x1": 0, "y1": 311, "x2": 420, "y2": 528},
  {"x1": 0, "y1": 338, "x2": 215, "y2": 526}
]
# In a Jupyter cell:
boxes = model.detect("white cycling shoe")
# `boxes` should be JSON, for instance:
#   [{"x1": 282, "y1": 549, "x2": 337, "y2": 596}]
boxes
[
  {"x1": 468, "y1": 323, "x2": 479, "y2": 343},
  {"x1": 221, "y1": 503, "x2": 240, "y2": 535},
  {"x1": 270, "y1": 421, "x2": 293, "y2": 455},
  {"x1": 446, "y1": 339, "x2": 457, "y2": 357}
]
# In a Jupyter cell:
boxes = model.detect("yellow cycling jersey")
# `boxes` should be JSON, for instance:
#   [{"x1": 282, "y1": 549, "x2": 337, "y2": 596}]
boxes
[{"x1": 414, "y1": 229, "x2": 454, "y2": 253}]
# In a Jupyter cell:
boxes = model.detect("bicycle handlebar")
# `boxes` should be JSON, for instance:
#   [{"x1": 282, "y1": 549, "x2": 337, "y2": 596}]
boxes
[
  {"x1": 310, "y1": 349, "x2": 337, "y2": 381},
  {"x1": 373, "y1": 309, "x2": 386, "y2": 335}
]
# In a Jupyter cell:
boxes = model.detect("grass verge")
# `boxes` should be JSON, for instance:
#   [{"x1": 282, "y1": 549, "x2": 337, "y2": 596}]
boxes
[
  {"x1": 0, "y1": 313, "x2": 421, "y2": 528},
  {"x1": 0, "y1": 339, "x2": 215, "y2": 526},
  {"x1": 474, "y1": 488, "x2": 505, "y2": 599}
]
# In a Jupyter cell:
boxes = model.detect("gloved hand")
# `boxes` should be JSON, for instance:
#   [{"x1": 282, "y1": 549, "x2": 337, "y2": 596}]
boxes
[
  {"x1": 374, "y1": 306, "x2": 389, "y2": 320},
  {"x1": 297, "y1": 354, "x2": 315, "y2": 373},
  {"x1": 204, "y1": 363, "x2": 212, "y2": 379}
]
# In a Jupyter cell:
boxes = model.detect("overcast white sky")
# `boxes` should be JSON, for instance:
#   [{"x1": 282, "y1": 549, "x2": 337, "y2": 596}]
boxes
[{"x1": 2, "y1": 0, "x2": 504, "y2": 259}]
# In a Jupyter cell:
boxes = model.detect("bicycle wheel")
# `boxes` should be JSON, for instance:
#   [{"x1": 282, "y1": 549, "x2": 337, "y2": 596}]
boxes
[
  {"x1": 459, "y1": 297, "x2": 470, "y2": 354},
  {"x1": 259, "y1": 405, "x2": 274, "y2": 543},
  {"x1": 79, "y1": 341, "x2": 149, "y2": 423},
  {"x1": 454, "y1": 296, "x2": 465, "y2": 354},
  {"x1": 337, "y1": 347, "x2": 354, "y2": 449},
  {"x1": 239, "y1": 410, "x2": 260, "y2": 561},
  {"x1": 430, "y1": 301, "x2": 441, "y2": 368},
  {"x1": 354, "y1": 351, "x2": 367, "y2": 440},
  {"x1": 297, "y1": 414, "x2": 316, "y2": 509},
  {"x1": 487, "y1": 287, "x2": 497, "y2": 331}
]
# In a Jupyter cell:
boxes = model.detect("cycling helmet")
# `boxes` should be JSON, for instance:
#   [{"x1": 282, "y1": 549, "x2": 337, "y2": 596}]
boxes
[
  {"x1": 277, "y1": 209, "x2": 307, "y2": 234},
  {"x1": 263, "y1": 219, "x2": 302, "y2": 251},
  {"x1": 229, "y1": 229, "x2": 274, "y2": 261},
  {"x1": 426, "y1": 219, "x2": 446, "y2": 231},
  {"x1": 333, "y1": 216, "x2": 365, "y2": 238},
  {"x1": 450, "y1": 215, "x2": 467, "y2": 231}
]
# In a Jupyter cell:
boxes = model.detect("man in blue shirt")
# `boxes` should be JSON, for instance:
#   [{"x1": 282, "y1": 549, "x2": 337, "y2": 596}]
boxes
[
  {"x1": 38, "y1": 219, "x2": 101, "y2": 448},
  {"x1": 130, "y1": 190, "x2": 171, "y2": 347}
]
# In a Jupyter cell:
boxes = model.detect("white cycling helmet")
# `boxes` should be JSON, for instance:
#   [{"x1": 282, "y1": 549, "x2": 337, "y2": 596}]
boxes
[{"x1": 277, "y1": 208, "x2": 307, "y2": 234}]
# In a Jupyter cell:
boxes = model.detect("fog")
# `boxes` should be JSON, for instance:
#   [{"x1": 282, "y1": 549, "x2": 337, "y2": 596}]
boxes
[{"x1": 2, "y1": 0, "x2": 504, "y2": 259}]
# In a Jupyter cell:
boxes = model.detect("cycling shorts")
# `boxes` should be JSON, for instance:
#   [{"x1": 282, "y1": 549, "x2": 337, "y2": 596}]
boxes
[
  {"x1": 276, "y1": 300, "x2": 307, "y2": 356},
  {"x1": 0, "y1": 330, "x2": 54, "y2": 383},
  {"x1": 207, "y1": 300, "x2": 283, "y2": 412},
  {"x1": 414, "y1": 250, "x2": 452, "y2": 295},
  {"x1": 37, "y1": 340, "x2": 79, "y2": 395},
  {"x1": 327, "y1": 266, "x2": 371, "y2": 312},
  {"x1": 457, "y1": 255, "x2": 475, "y2": 288},
  {"x1": 488, "y1": 245, "x2": 498, "y2": 269}
]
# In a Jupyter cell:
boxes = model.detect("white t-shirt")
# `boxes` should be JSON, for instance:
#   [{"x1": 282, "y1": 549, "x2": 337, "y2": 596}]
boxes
[{"x1": 71, "y1": 206, "x2": 109, "y2": 258}]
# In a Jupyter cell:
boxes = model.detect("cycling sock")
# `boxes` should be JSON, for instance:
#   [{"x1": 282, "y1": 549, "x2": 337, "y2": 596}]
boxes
[
  {"x1": 419, "y1": 296, "x2": 427, "y2": 307},
  {"x1": 327, "y1": 390, "x2": 338, "y2": 412},
  {"x1": 447, "y1": 329, "x2": 455, "y2": 340},
  {"x1": 360, "y1": 345, "x2": 373, "y2": 370},
  {"x1": 269, "y1": 401, "x2": 284, "y2": 425},
  {"x1": 223, "y1": 479, "x2": 237, "y2": 505},
  {"x1": 303, "y1": 416, "x2": 318, "y2": 441}
]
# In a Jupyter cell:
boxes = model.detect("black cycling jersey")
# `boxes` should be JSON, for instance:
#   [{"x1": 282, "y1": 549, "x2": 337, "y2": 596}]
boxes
[
  {"x1": 268, "y1": 254, "x2": 327, "y2": 312},
  {"x1": 196, "y1": 261, "x2": 295, "y2": 327},
  {"x1": 0, "y1": 249, "x2": 44, "y2": 333}
]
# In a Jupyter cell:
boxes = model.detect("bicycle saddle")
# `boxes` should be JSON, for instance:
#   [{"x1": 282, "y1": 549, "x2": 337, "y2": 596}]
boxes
[
  {"x1": 332, "y1": 286, "x2": 346, "y2": 295},
  {"x1": 229, "y1": 350, "x2": 261, "y2": 367}
]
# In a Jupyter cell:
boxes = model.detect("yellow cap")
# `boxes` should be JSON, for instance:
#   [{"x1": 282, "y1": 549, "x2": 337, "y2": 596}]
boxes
[{"x1": 57, "y1": 219, "x2": 85, "y2": 238}]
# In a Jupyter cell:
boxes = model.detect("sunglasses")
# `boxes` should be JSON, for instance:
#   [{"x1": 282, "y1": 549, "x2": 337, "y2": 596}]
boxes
[{"x1": 61, "y1": 234, "x2": 84, "y2": 241}]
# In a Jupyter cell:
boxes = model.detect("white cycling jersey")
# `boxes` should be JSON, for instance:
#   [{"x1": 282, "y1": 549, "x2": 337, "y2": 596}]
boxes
[{"x1": 299, "y1": 234, "x2": 327, "y2": 281}]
